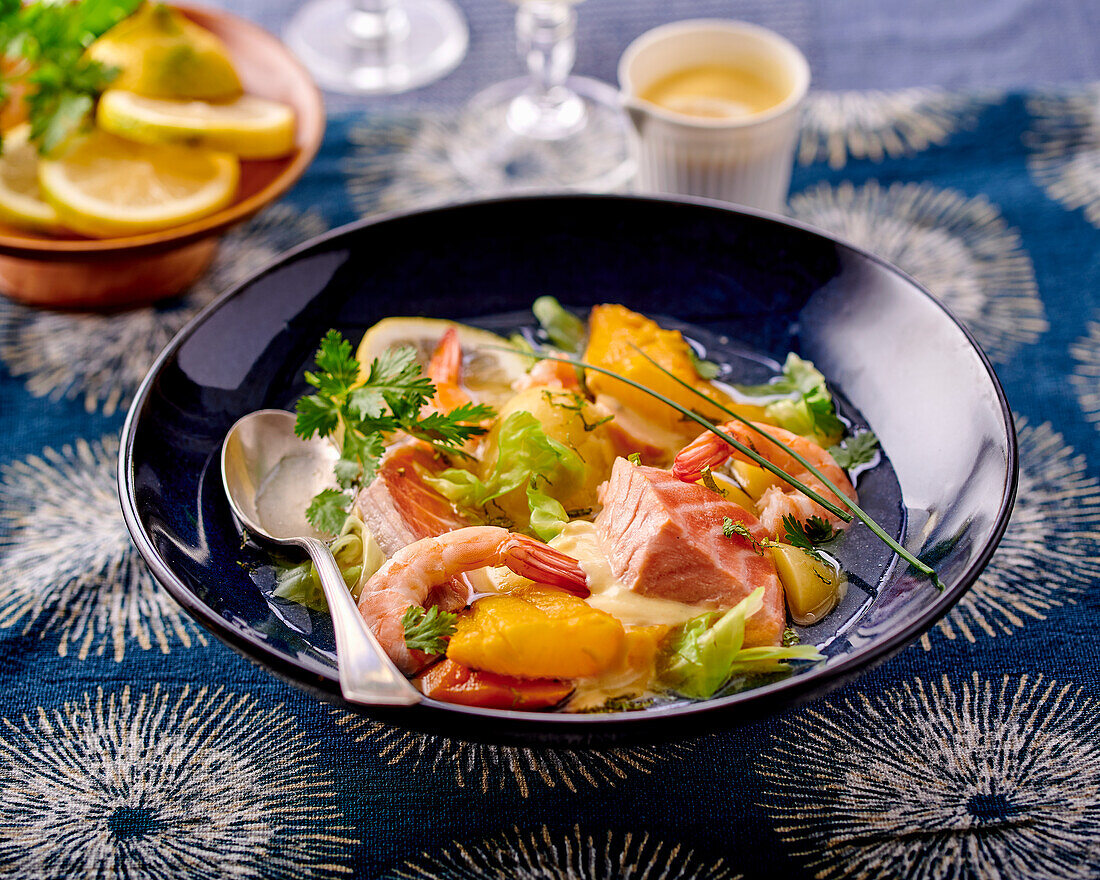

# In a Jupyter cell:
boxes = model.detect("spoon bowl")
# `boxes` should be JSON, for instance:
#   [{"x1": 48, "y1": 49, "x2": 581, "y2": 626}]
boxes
[{"x1": 220, "y1": 409, "x2": 421, "y2": 706}]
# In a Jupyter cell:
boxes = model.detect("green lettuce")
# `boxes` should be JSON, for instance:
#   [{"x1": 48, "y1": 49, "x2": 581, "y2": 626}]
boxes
[
  {"x1": 658, "y1": 588, "x2": 824, "y2": 699},
  {"x1": 532, "y1": 295, "x2": 586, "y2": 354},
  {"x1": 423, "y1": 410, "x2": 583, "y2": 535},
  {"x1": 273, "y1": 514, "x2": 384, "y2": 610},
  {"x1": 736, "y1": 353, "x2": 844, "y2": 445}
]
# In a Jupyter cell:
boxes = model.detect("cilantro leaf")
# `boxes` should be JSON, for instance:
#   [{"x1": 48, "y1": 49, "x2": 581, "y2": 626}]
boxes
[
  {"x1": 1, "y1": 0, "x2": 141, "y2": 154},
  {"x1": 306, "y1": 488, "x2": 352, "y2": 535},
  {"x1": 294, "y1": 329, "x2": 495, "y2": 526},
  {"x1": 782, "y1": 514, "x2": 842, "y2": 561},
  {"x1": 401, "y1": 605, "x2": 457, "y2": 654},
  {"x1": 829, "y1": 431, "x2": 880, "y2": 470}
]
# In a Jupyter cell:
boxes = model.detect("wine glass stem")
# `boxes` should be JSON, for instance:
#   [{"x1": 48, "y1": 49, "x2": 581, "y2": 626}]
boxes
[
  {"x1": 508, "y1": 1, "x2": 586, "y2": 140},
  {"x1": 348, "y1": 0, "x2": 408, "y2": 45}
]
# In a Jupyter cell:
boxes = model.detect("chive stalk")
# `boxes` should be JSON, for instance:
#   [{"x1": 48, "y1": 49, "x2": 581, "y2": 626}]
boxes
[
  {"x1": 496, "y1": 344, "x2": 943, "y2": 590},
  {"x1": 495, "y1": 347, "x2": 851, "y2": 521},
  {"x1": 634, "y1": 346, "x2": 944, "y2": 590}
]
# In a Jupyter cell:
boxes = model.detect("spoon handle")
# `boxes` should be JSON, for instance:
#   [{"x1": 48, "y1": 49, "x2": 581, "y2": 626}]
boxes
[{"x1": 298, "y1": 536, "x2": 422, "y2": 706}]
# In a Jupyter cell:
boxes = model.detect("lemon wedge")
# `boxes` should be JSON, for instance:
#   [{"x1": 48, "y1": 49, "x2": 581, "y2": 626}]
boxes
[
  {"x1": 87, "y1": 3, "x2": 242, "y2": 101},
  {"x1": 0, "y1": 124, "x2": 62, "y2": 233},
  {"x1": 356, "y1": 317, "x2": 529, "y2": 408},
  {"x1": 38, "y1": 130, "x2": 239, "y2": 238},
  {"x1": 97, "y1": 90, "x2": 296, "y2": 159}
]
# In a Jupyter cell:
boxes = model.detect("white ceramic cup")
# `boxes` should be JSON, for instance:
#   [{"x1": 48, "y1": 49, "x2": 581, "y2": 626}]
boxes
[{"x1": 618, "y1": 20, "x2": 810, "y2": 212}]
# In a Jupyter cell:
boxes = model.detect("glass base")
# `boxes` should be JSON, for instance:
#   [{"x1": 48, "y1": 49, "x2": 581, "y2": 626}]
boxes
[
  {"x1": 449, "y1": 76, "x2": 635, "y2": 192},
  {"x1": 285, "y1": 0, "x2": 468, "y2": 95}
]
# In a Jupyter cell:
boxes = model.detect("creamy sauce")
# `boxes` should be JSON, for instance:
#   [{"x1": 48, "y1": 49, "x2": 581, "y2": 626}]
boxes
[
  {"x1": 639, "y1": 64, "x2": 788, "y2": 120},
  {"x1": 551, "y1": 521, "x2": 709, "y2": 627},
  {"x1": 254, "y1": 450, "x2": 338, "y2": 540}
]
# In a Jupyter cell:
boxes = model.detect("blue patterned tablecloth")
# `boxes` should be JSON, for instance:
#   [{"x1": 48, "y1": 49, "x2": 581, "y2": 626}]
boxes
[{"x1": 2, "y1": 49, "x2": 1100, "y2": 880}]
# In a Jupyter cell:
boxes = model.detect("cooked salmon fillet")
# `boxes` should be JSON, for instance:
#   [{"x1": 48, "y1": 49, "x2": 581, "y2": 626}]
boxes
[
  {"x1": 355, "y1": 443, "x2": 470, "y2": 614},
  {"x1": 594, "y1": 458, "x2": 785, "y2": 647},
  {"x1": 355, "y1": 443, "x2": 468, "y2": 556}
]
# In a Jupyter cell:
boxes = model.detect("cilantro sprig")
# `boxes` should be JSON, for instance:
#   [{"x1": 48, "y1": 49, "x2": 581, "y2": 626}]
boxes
[
  {"x1": 401, "y1": 605, "x2": 457, "y2": 654},
  {"x1": 0, "y1": 0, "x2": 141, "y2": 154},
  {"x1": 782, "y1": 514, "x2": 842, "y2": 563},
  {"x1": 295, "y1": 330, "x2": 494, "y2": 532},
  {"x1": 829, "y1": 430, "x2": 879, "y2": 470}
]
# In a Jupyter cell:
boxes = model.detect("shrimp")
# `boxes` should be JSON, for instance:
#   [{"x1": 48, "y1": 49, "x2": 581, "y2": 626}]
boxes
[
  {"x1": 357, "y1": 526, "x2": 590, "y2": 673},
  {"x1": 672, "y1": 421, "x2": 856, "y2": 539},
  {"x1": 514, "y1": 354, "x2": 581, "y2": 392},
  {"x1": 426, "y1": 327, "x2": 471, "y2": 413}
]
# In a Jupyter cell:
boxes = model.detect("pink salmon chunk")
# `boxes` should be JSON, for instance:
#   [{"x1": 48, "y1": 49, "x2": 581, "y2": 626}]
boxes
[{"x1": 594, "y1": 458, "x2": 785, "y2": 647}]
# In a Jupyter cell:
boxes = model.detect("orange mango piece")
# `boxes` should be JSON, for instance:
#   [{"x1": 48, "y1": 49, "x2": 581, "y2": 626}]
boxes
[
  {"x1": 447, "y1": 586, "x2": 626, "y2": 679},
  {"x1": 583, "y1": 304, "x2": 767, "y2": 444},
  {"x1": 417, "y1": 658, "x2": 573, "y2": 710}
]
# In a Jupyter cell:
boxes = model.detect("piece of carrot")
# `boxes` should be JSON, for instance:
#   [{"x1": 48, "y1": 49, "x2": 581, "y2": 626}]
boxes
[{"x1": 416, "y1": 658, "x2": 573, "y2": 710}]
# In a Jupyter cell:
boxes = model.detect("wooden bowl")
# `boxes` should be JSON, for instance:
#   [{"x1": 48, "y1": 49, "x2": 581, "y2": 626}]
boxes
[{"x1": 0, "y1": 4, "x2": 325, "y2": 309}]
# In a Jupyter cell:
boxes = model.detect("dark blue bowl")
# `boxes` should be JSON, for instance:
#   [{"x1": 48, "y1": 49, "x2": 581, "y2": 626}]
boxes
[{"x1": 118, "y1": 194, "x2": 1016, "y2": 745}]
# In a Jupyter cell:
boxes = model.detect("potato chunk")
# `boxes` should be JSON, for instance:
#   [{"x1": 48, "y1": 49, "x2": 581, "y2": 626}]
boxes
[{"x1": 770, "y1": 545, "x2": 844, "y2": 625}]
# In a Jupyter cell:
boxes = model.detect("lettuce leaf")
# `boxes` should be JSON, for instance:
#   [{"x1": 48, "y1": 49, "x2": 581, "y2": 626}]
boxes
[
  {"x1": 736, "y1": 353, "x2": 844, "y2": 445},
  {"x1": 527, "y1": 483, "x2": 569, "y2": 541},
  {"x1": 532, "y1": 295, "x2": 586, "y2": 354},
  {"x1": 273, "y1": 513, "x2": 384, "y2": 610},
  {"x1": 424, "y1": 410, "x2": 584, "y2": 532},
  {"x1": 658, "y1": 587, "x2": 824, "y2": 699}
]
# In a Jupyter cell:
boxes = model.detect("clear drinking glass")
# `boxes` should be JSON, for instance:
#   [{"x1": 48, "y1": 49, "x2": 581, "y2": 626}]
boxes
[
  {"x1": 449, "y1": 0, "x2": 634, "y2": 191},
  {"x1": 285, "y1": 0, "x2": 468, "y2": 95}
]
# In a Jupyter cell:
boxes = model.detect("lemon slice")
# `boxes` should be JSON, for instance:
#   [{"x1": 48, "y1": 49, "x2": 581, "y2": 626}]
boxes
[
  {"x1": 356, "y1": 317, "x2": 529, "y2": 408},
  {"x1": 87, "y1": 4, "x2": 242, "y2": 101},
  {"x1": 98, "y1": 90, "x2": 297, "y2": 160},
  {"x1": 38, "y1": 130, "x2": 239, "y2": 238},
  {"x1": 0, "y1": 124, "x2": 62, "y2": 233}
]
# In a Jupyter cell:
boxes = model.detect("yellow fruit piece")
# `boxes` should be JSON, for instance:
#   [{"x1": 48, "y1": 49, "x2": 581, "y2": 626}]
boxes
[
  {"x1": 731, "y1": 459, "x2": 784, "y2": 501},
  {"x1": 770, "y1": 544, "x2": 844, "y2": 625},
  {"x1": 583, "y1": 303, "x2": 732, "y2": 438},
  {"x1": 702, "y1": 471, "x2": 756, "y2": 513},
  {"x1": 97, "y1": 90, "x2": 296, "y2": 160},
  {"x1": 355, "y1": 317, "x2": 528, "y2": 410},
  {"x1": 87, "y1": 4, "x2": 242, "y2": 101},
  {"x1": 0, "y1": 124, "x2": 62, "y2": 233},
  {"x1": 38, "y1": 130, "x2": 238, "y2": 238},
  {"x1": 447, "y1": 586, "x2": 626, "y2": 679}
]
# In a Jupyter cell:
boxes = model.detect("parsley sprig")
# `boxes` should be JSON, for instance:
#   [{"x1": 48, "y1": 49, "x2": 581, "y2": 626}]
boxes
[
  {"x1": 401, "y1": 605, "x2": 457, "y2": 654},
  {"x1": 0, "y1": 0, "x2": 141, "y2": 154},
  {"x1": 295, "y1": 330, "x2": 494, "y2": 533}
]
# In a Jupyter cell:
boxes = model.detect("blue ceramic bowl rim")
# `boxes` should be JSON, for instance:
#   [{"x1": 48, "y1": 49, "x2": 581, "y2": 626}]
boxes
[{"x1": 118, "y1": 192, "x2": 1018, "y2": 735}]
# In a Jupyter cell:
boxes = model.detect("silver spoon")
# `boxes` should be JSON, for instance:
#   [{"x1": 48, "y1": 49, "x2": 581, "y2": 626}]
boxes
[{"x1": 221, "y1": 409, "x2": 420, "y2": 706}]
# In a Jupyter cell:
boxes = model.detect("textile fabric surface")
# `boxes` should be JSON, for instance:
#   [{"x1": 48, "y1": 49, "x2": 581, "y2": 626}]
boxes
[{"x1": 2, "y1": 8, "x2": 1100, "y2": 874}]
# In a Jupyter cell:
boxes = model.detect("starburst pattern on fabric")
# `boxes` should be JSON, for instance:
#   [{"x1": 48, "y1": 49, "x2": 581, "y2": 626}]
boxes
[
  {"x1": 335, "y1": 713, "x2": 692, "y2": 798},
  {"x1": 0, "y1": 204, "x2": 328, "y2": 416},
  {"x1": 385, "y1": 825, "x2": 738, "y2": 880},
  {"x1": 759, "y1": 672, "x2": 1100, "y2": 879},
  {"x1": 343, "y1": 115, "x2": 484, "y2": 220},
  {"x1": 1071, "y1": 317, "x2": 1100, "y2": 434},
  {"x1": 0, "y1": 685, "x2": 354, "y2": 879},
  {"x1": 788, "y1": 180, "x2": 1047, "y2": 362},
  {"x1": 925, "y1": 417, "x2": 1100, "y2": 646},
  {"x1": 0, "y1": 435, "x2": 203, "y2": 661},
  {"x1": 1026, "y1": 85, "x2": 1100, "y2": 227},
  {"x1": 799, "y1": 88, "x2": 992, "y2": 169}
]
